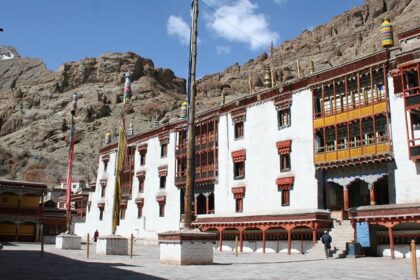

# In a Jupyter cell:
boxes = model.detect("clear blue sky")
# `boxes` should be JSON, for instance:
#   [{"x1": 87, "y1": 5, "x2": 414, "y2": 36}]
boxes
[{"x1": 1, "y1": 0, "x2": 364, "y2": 78}]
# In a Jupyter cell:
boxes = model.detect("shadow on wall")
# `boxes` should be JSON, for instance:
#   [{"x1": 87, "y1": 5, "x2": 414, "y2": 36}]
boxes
[
  {"x1": 0, "y1": 250, "x2": 164, "y2": 280},
  {"x1": 416, "y1": 161, "x2": 420, "y2": 175}
]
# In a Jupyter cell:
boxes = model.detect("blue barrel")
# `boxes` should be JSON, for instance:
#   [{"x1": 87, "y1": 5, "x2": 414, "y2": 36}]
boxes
[{"x1": 347, "y1": 242, "x2": 356, "y2": 257}]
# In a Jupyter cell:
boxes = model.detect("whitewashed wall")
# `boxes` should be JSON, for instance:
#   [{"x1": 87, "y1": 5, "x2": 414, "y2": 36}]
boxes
[
  {"x1": 387, "y1": 76, "x2": 420, "y2": 203},
  {"x1": 216, "y1": 240, "x2": 313, "y2": 254},
  {"x1": 75, "y1": 132, "x2": 181, "y2": 241},
  {"x1": 75, "y1": 151, "x2": 117, "y2": 237},
  {"x1": 214, "y1": 89, "x2": 318, "y2": 216}
]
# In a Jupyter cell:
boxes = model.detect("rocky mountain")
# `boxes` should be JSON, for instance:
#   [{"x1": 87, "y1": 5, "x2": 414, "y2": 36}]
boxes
[{"x1": 0, "y1": 0, "x2": 419, "y2": 185}]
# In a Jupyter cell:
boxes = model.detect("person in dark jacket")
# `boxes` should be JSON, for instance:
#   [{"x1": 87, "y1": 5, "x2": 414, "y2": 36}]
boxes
[
  {"x1": 94, "y1": 230, "x2": 99, "y2": 242},
  {"x1": 321, "y1": 230, "x2": 332, "y2": 258}
]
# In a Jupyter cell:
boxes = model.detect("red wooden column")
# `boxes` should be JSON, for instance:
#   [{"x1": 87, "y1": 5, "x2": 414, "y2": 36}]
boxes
[
  {"x1": 262, "y1": 229, "x2": 267, "y2": 254},
  {"x1": 239, "y1": 229, "x2": 244, "y2": 252},
  {"x1": 285, "y1": 225, "x2": 295, "y2": 255},
  {"x1": 369, "y1": 184, "x2": 376, "y2": 205},
  {"x1": 388, "y1": 225, "x2": 395, "y2": 259},
  {"x1": 343, "y1": 185, "x2": 349, "y2": 211},
  {"x1": 205, "y1": 194, "x2": 209, "y2": 214},
  {"x1": 312, "y1": 227, "x2": 318, "y2": 245},
  {"x1": 218, "y1": 228, "x2": 223, "y2": 251}
]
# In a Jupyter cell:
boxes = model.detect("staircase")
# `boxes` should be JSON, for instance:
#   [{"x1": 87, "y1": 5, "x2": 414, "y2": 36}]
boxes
[{"x1": 307, "y1": 220, "x2": 354, "y2": 258}]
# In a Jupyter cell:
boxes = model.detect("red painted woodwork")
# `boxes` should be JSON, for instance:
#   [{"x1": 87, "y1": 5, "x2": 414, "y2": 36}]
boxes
[
  {"x1": 276, "y1": 176, "x2": 294, "y2": 191},
  {"x1": 369, "y1": 187, "x2": 376, "y2": 205},
  {"x1": 388, "y1": 226, "x2": 395, "y2": 259},
  {"x1": 158, "y1": 133, "x2": 169, "y2": 144},
  {"x1": 231, "y1": 149, "x2": 246, "y2": 163},
  {"x1": 276, "y1": 140, "x2": 292, "y2": 154},
  {"x1": 175, "y1": 118, "x2": 219, "y2": 187},
  {"x1": 231, "y1": 187, "x2": 246, "y2": 198},
  {"x1": 343, "y1": 188, "x2": 349, "y2": 211},
  {"x1": 158, "y1": 166, "x2": 168, "y2": 177},
  {"x1": 136, "y1": 170, "x2": 146, "y2": 179},
  {"x1": 137, "y1": 143, "x2": 148, "y2": 152}
]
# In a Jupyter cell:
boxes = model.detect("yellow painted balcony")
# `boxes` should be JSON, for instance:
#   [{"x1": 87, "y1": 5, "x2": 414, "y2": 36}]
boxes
[
  {"x1": 313, "y1": 100, "x2": 388, "y2": 129},
  {"x1": 314, "y1": 141, "x2": 391, "y2": 165}
]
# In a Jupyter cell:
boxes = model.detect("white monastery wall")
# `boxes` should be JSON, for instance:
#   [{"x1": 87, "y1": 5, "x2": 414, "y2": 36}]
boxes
[
  {"x1": 387, "y1": 76, "x2": 420, "y2": 203},
  {"x1": 214, "y1": 88, "x2": 318, "y2": 216}
]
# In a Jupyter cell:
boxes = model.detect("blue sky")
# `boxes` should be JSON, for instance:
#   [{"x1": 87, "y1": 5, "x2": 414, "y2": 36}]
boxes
[{"x1": 1, "y1": 0, "x2": 363, "y2": 78}]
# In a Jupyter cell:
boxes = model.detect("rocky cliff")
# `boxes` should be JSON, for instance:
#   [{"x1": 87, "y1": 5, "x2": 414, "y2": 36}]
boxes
[{"x1": 0, "y1": 0, "x2": 418, "y2": 184}]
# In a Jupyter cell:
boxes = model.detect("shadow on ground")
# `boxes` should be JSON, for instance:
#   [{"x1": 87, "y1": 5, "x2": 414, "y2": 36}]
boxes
[{"x1": 0, "y1": 250, "x2": 164, "y2": 280}]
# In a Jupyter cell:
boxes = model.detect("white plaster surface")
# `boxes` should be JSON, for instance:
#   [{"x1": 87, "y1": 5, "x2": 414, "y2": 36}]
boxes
[
  {"x1": 159, "y1": 241, "x2": 214, "y2": 265},
  {"x1": 377, "y1": 244, "x2": 420, "y2": 259},
  {"x1": 55, "y1": 234, "x2": 81, "y2": 250},
  {"x1": 96, "y1": 236, "x2": 128, "y2": 255},
  {"x1": 387, "y1": 77, "x2": 420, "y2": 204}
]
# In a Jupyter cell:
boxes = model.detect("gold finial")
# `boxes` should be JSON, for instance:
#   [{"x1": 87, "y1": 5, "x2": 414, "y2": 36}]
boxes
[
  {"x1": 310, "y1": 60, "x2": 315, "y2": 74},
  {"x1": 263, "y1": 64, "x2": 272, "y2": 88}
]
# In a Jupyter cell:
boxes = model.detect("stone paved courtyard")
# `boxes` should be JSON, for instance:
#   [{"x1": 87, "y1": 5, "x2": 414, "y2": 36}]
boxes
[{"x1": 0, "y1": 242, "x2": 417, "y2": 280}]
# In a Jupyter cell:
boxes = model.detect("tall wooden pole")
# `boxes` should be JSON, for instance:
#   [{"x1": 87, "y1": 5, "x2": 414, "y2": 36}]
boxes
[
  {"x1": 184, "y1": 0, "x2": 199, "y2": 230},
  {"x1": 66, "y1": 93, "x2": 77, "y2": 233}
]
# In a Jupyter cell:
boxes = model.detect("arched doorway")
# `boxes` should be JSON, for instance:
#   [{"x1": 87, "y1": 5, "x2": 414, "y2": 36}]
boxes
[
  {"x1": 374, "y1": 176, "x2": 389, "y2": 205},
  {"x1": 208, "y1": 193, "x2": 215, "y2": 214},
  {"x1": 348, "y1": 179, "x2": 370, "y2": 208},
  {"x1": 196, "y1": 194, "x2": 206, "y2": 215}
]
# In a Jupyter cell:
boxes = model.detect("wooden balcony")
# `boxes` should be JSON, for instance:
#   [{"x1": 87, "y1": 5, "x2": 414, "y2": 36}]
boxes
[
  {"x1": 314, "y1": 141, "x2": 392, "y2": 167},
  {"x1": 314, "y1": 100, "x2": 387, "y2": 129}
]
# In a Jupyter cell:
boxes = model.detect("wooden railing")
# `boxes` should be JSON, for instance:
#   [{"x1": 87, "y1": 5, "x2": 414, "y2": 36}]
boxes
[
  {"x1": 314, "y1": 139, "x2": 391, "y2": 164},
  {"x1": 314, "y1": 100, "x2": 387, "y2": 129}
]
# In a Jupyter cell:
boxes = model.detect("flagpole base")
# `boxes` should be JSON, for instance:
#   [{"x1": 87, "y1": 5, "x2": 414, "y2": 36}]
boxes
[
  {"x1": 55, "y1": 233, "x2": 81, "y2": 250},
  {"x1": 96, "y1": 235, "x2": 128, "y2": 255},
  {"x1": 158, "y1": 229, "x2": 216, "y2": 265}
]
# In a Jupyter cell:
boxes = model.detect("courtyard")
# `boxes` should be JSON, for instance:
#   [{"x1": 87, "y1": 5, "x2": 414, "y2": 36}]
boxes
[{"x1": 0, "y1": 242, "x2": 416, "y2": 280}]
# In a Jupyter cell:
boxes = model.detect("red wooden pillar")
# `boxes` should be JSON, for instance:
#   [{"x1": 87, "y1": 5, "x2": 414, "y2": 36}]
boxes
[
  {"x1": 312, "y1": 228, "x2": 317, "y2": 245},
  {"x1": 343, "y1": 185, "x2": 349, "y2": 211},
  {"x1": 218, "y1": 228, "x2": 223, "y2": 251},
  {"x1": 287, "y1": 229, "x2": 292, "y2": 255},
  {"x1": 262, "y1": 229, "x2": 267, "y2": 254},
  {"x1": 239, "y1": 229, "x2": 244, "y2": 252},
  {"x1": 388, "y1": 226, "x2": 395, "y2": 259},
  {"x1": 369, "y1": 184, "x2": 376, "y2": 206},
  {"x1": 205, "y1": 194, "x2": 209, "y2": 214}
]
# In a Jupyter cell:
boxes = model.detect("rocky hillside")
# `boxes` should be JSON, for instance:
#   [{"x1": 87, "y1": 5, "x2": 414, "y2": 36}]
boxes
[{"x1": 0, "y1": 0, "x2": 418, "y2": 185}]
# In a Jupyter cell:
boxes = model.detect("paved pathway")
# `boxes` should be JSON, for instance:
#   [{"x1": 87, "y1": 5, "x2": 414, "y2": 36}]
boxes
[{"x1": 0, "y1": 242, "x2": 417, "y2": 280}]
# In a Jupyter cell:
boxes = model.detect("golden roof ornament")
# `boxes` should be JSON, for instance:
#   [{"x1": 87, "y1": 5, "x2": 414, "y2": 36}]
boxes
[{"x1": 263, "y1": 64, "x2": 272, "y2": 88}]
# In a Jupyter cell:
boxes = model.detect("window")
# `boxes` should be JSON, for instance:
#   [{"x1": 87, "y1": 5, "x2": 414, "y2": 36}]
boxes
[
  {"x1": 232, "y1": 149, "x2": 246, "y2": 180},
  {"x1": 280, "y1": 153, "x2": 291, "y2": 172},
  {"x1": 159, "y1": 204, "x2": 165, "y2": 217},
  {"x1": 159, "y1": 176, "x2": 166, "y2": 189},
  {"x1": 232, "y1": 187, "x2": 245, "y2": 213},
  {"x1": 140, "y1": 152, "x2": 146, "y2": 166},
  {"x1": 277, "y1": 140, "x2": 292, "y2": 172},
  {"x1": 276, "y1": 176, "x2": 294, "y2": 207},
  {"x1": 120, "y1": 207, "x2": 126, "y2": 220},
  {"x1": 234, "y1": 122, "x2": 244, "y2": 139},
  {"x1": 234, "y1": 162, "x2": 245, "y2": 180},
  {"x1": 99, "y1": 207, "x2": 104, "y2": 221},
  {"x1": 161, "y1": 143, "x2": 168, "y2": 157},
  {"x1": 281, "y1": 189, "x2": 290, "y2": 206},
  {"x1": 137, "y1": 206, "x2": 143, "y2": 218},
  {"x1": 278, "y1": 108, "x2": 291, "y2": 128},
  {"x1": 235, "y1": 198, "x2": 243, "y2": 213},
  {"x1": 101, "y1": 185, "x2": 106, "y2": 197},
  {"x1": 139, "y1": 178, "x2": 145, "y2": 193}
]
